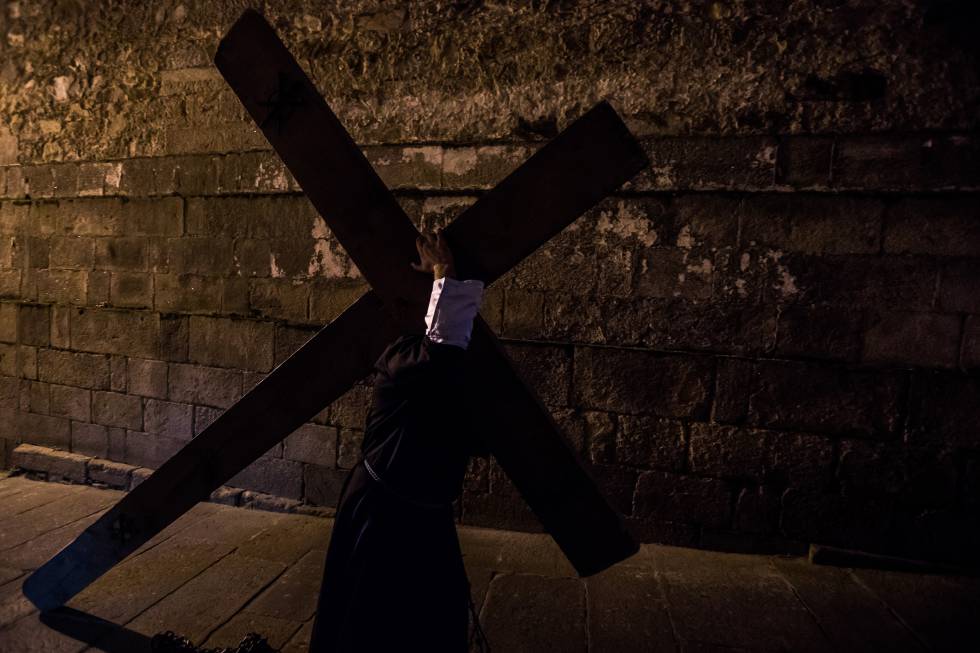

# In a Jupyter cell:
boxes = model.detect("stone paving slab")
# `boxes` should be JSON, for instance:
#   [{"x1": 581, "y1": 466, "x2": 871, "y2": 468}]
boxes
[
  {"x1": 0, "y1": 486, "x2": 115, "y2": 551},
  {"x1": 586, "y1": 566, "x2": 677, "y2": 653},
  {"x1": 654, "y1": 547, "x2": 833, "y2": 652},
  {"x1": 0, "y1": 477, "x2": 978, "y2": 653},
  {"x1": 851, "y1": 567, "x2": 980, "y2": 652},
  {"x1": 772, "y1": 557, "x2": 926, "y2": 652},
  {"x1": 479, "y1": 574, "x2": 587, "y2": 652}
]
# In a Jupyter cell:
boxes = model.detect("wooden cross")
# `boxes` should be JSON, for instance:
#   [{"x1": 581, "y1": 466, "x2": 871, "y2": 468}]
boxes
[{"x1": 25, "y1": 9, "x2": 648, "y2": 612}]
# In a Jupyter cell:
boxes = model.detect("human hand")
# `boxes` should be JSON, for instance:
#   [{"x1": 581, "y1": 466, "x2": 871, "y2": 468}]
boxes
[{"x1": 411, "y1": 229, "x2": 455, "y2": 279}]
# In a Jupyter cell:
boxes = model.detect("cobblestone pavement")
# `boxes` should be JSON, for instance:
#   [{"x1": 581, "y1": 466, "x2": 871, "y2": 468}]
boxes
[{"x1": 0, "y1": 474, "x2": 977, "y2": 652}]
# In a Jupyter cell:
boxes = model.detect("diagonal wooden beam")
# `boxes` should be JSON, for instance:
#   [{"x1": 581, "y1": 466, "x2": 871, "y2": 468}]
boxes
[
  {"x1": 24, "y1": 292, "x2": 399, "y2": 611},
  {"x1": 214, "y1": 10, "x2": 646, "y2": 576}
]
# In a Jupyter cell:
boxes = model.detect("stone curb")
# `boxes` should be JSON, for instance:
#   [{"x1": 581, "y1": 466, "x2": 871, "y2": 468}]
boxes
[{"x1": 9, "y1": 443, "x2": 336, "y2": 519}]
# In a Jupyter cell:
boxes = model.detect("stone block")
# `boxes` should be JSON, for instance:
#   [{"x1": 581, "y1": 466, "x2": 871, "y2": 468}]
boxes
[
  {"x1": 129, "y1": 466, "x2": 153, "y2": 488},
  {"x1": 93, "y1": 237, "x2": 147, "y2": 271},
  {"x1": 49, "y1": 235, "x2": 94, "y2": 269},
  {"x1": 233, "y1": 238, "x2": 271, "y2": 277},
  {"x1": 143, "y1": 398, "x2": 193, "y2": 440},
  {"x1": 70, "y1": 307, "x2": 159, "y2": 358},
  {"x1": 615, "y1": 415, "x2": 685, "y2": 471},
  {"x1": 17, "y1": 303, "x2": 49, "y2": 346},
  {"x1": 127, "y1": 357, "x2": 168, "y2": 398},
  {"x1": 834, "y1": 134, "x2": 980, "y2": 190},
  {"x1": 503, "y1": 342, "x2": 571, "y2": 407},
  {"x1": 26, "y1": 237, "x2": 49, "y2": 269},
  {"x1": 92, "y1": 391, "x2": 142, "y2": 430},
  {"x1": 250, "y1": 279, "x2": 310, "y2": 323},
  {"x1": 337, "y1": 428, "x2": 364, "y2": 469},
  {"x1": 0, "y1": 235, "x2": 24, "y2": 270},
  {"x1": 634, "y1": 470, "x2": 731, "y2": 529},
  {"x1": 734, "y1": 486, "x2": 781, "y2": 534},
  {"x1": 939, "y1": 259, "x2": 980, "y2": 313},
  {"x1": 18, "y1": 410, "x2": 72, "y2": 449},
  {"x1": 124, "y1": 430, "x2": 183, "y2": 469},
  {"x1": 230, "y1": 457, "x2": 303, "y2": 500},
  {"x1": 86, "y1": 270, "x2": 110, "y2": 304},
  {"x1": 283, "y1": 423, "x2": 337, "y2": 467},
  {"x1": 121, "y1": 197, "x2": 183, "y2": 236},
  {"x1": 883, "y1": 197, "x2": 980, "y2": 256},
  {"x1": 329, "y1": 384, "x2": 372, "y2": 429},
  {"x1": 18, "y1": 345, "x2": 37, "y2": 379},
  {"x1": 106, "y1": 426, "x2": 125, "y2": 460},
  {"x1": 49, "y1": 384, "x2": 91, "y2": 421},
  {"x1": 63, "y1": 199, "x2": 125, "y2": 236},
  {"x1": 167, "y1": 237, "x2": 234, "y2": 275},
  {"x1": 109, "y1": 355, "x2": 126, "y2": 392},
  {"x1": 689, "y1": 423, "x2": 768, "y2": 482},
  {"x1": 88, "y1": 458, "x2": 136, "y2": 488},
  {"x1": 168, "y1": 362, "x2": 242, "y2": 409},
  {"x1": 366, "y1": 145, "x2": 442, "y2": 190},
  {"x1": 24, "y1": 164, "x2": 57, "y2": 198},
  {"x1": 862, "y1": 311, "x2": 961, "y2": 369},
  {"x1": 209, "y1": 485, "x2": 243, "y2": 506},
  {"x1": 188, "y1": 315, "x2": 275, "y2": 372},
  {"x1": 194, "y1": 405, "x2": 221, "y2": 435},
  {"x1": 419, "y1": 195, "x2": 477, "y2": 231},
  {"x1": 37, "y1": 349, "x2": 110, "y2": 389},
  {"x1": 501, "y1": 289, "x2": 545, "y2": 338},
  {"x1": 775, "y1": 304, "x2": 863, "y2": 361},
  {"x1": 587, "y1": 463, "x2": 639, "y2": 516},
  {"x1": 837, "y1": 439, "x2": 907, "y2": 499},
  {"x1": 273, "y1": 324, "x2": 318, "y2": 366},
  {"x1": 0, "y1": 269, "x2": 21, "y2": 298},
  {"x1": 740, "y1": 195, "x2": 882, "y2": 255},
  {"x1": 173, "y1": 155, "x2": 220, "y2": 195},
  {"x1": 77, "y1": 162, "x2": 110, "y2": 196},
  {"x1": 71, "y1": 421, "x2": 108, "y2": 458},
  {"x1": 154, "y1": 273, "x2": 223, "y2": 313},
  {"x1": 240, "y1": 491, "x2": 303, "y2": 514},
  {"x1": 441, "y1": 145, "x2": 531, "y2": 189},
  {"x1": 221, "y1": 277, "x2": 250, "y2": 315},
  {"x1": 51, "y1": 306, "x2": 71, "y2": 349},
  {"x1": 747, "y1": 360, "x2": 904, "y2": 439},
  {"x1": 12, "y1": 443, "x2": 89, "y2": 482},
  {"x1": 36, "y1": 269, "x2": 87, "y2": 305},
  {"x1": 573, "y1": 346, "x2": 712, "y2": 418},
  {"x1": 0, "y1": 342, "x2": 14, "y2": 376},
  {"x1": 775, "y1": 136, "x2": 833, "y2": 187},
  {"x1": 109, "y1": 272, "x2": 153, "y2": 308},
  {"x1": 234, "y1": 151, "x2": 293, "y2": 193},
  {"x1": 19, "y1": 379, "x2": 50, "y2": 413},
  {"x1": 631, "y1": 136, "x2": 777, "y2": 191},
  {"x1": 766, "y1": 432, "x2": 836, "y2": 490},
  {"x1": 962, "y1": 316, "x2": 980, "y2": 370},
  {"x1": 0, "y1": 302, "x2": 16, "y2": 343},
  {"x1": 776, "y1": 254, "x2": 937, "y2": 311},
  {"x1": 186, "y1": 196, "x2": 315, "y2": 238},
  {"x1": 907, "y1": 371, "x2": 980, "y2": 449},
  {"x1": 0, "y1": 201, "x2": 29, "y2": 233},
  {"x1": 308, "y1": 279, "x2": 368, "y2": 324}
]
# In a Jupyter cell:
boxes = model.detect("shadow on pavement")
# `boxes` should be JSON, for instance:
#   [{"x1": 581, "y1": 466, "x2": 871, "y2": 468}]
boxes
[{"x1": 39, "y1": 607, "x2": 153, "y2": 653}]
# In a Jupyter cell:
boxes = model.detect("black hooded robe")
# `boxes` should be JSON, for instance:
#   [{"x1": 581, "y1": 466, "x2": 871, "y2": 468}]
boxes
[{"x1": 308, "y1": 333, "x2": 484, "y2": 652}]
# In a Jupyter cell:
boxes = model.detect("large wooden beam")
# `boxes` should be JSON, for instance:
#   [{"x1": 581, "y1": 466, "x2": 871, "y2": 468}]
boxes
[{"x1": 214, "y1": 10, "x2": 647, "y2": 576}]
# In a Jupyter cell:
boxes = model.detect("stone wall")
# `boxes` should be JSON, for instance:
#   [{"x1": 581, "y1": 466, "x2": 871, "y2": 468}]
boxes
[{"x1": 0, "y1": 0, "x2": 978, "y2": 566}]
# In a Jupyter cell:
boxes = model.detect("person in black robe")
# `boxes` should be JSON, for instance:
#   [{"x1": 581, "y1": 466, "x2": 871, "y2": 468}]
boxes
[{"x1": 309, "y1": 230, "x2": 490, "y2": 653}]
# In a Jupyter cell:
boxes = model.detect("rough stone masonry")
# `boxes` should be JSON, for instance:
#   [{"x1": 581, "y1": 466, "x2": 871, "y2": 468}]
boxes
[{"x1": 0, "y1": 1, "x2": 978, "y2": 566}]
